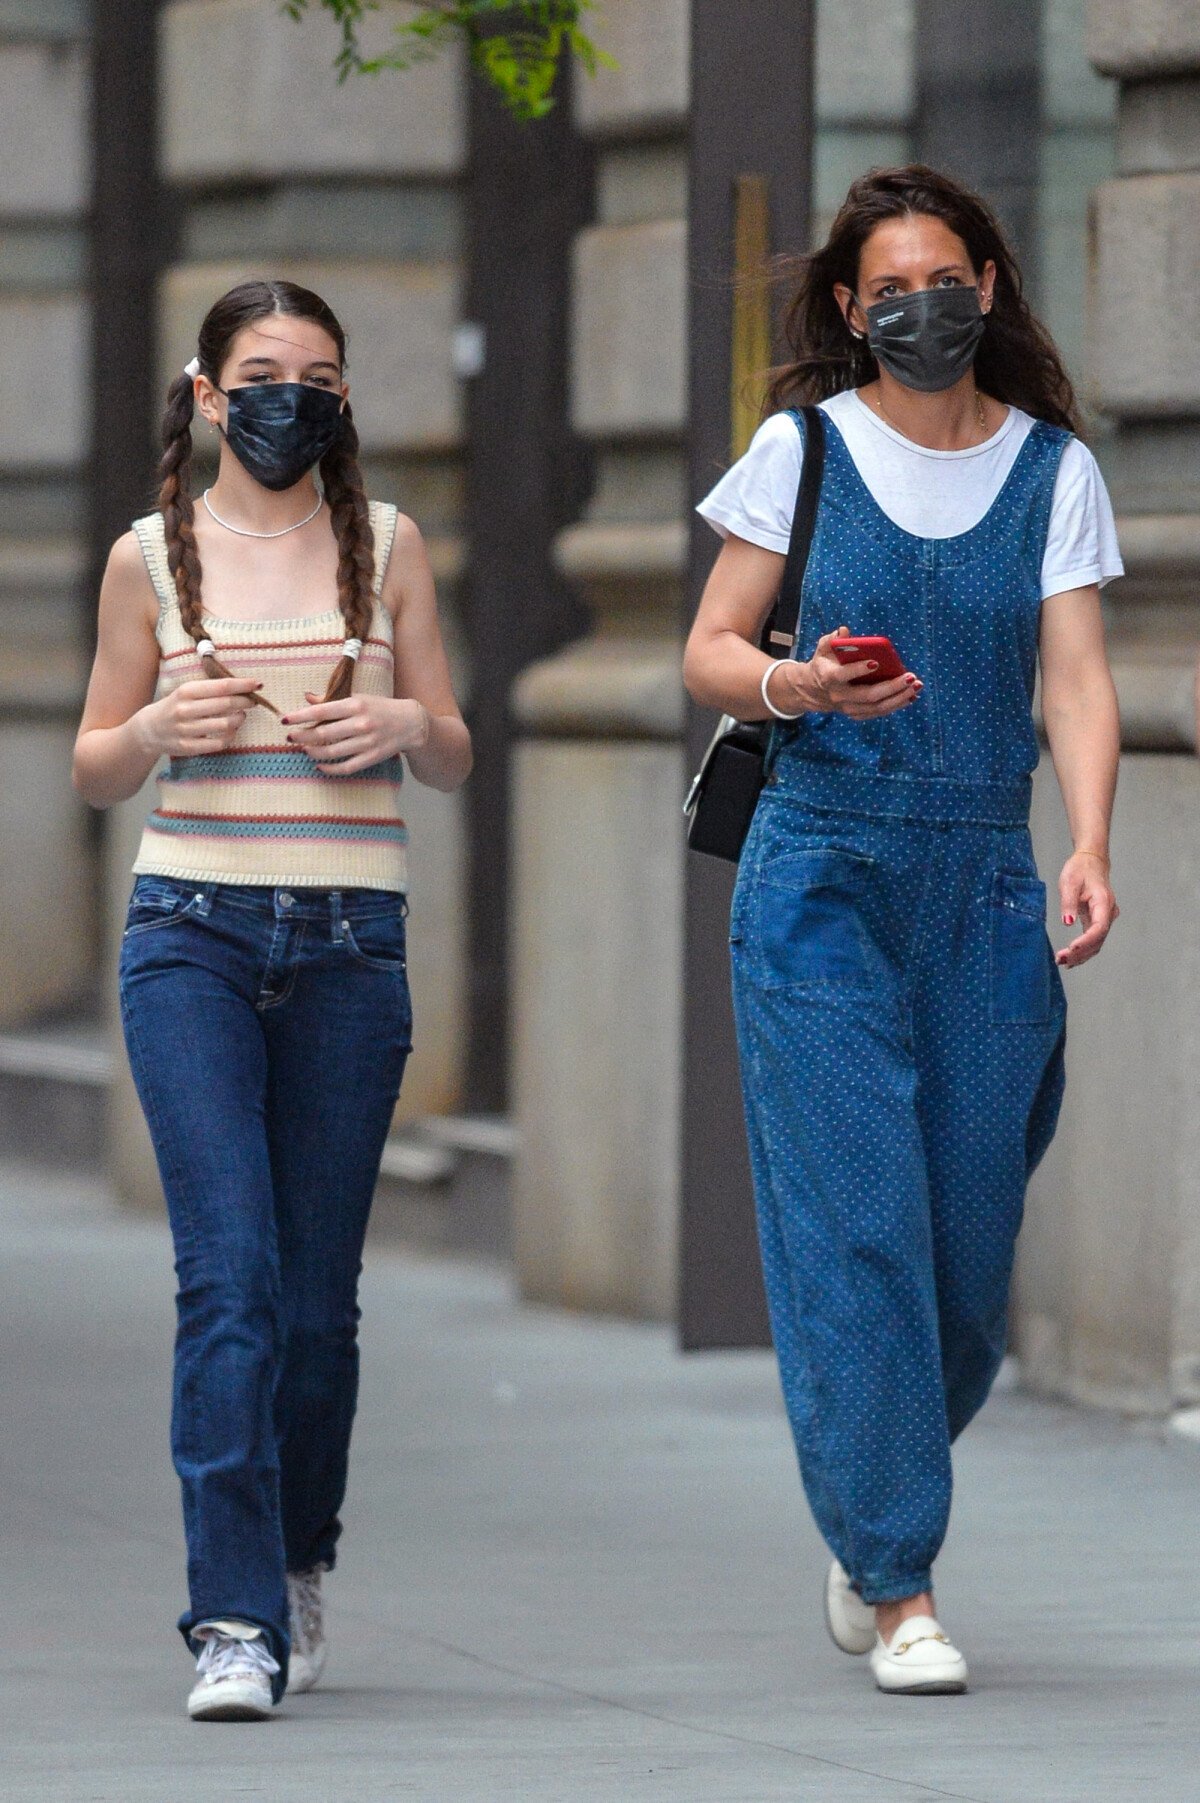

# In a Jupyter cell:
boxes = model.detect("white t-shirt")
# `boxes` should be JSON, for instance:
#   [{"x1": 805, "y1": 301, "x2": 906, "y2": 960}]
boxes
[{"x1": 698, "y1": 389, "x2": 1124, "y2": 601}]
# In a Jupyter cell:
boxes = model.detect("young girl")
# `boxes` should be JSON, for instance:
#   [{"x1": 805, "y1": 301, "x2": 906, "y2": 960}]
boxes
[
  {"x1": 685, "y1": 167, "x2": 1121, "y2": 1694},
  {"x1": 73, "y1": 279, "x2": 471, "y2": 1720}
]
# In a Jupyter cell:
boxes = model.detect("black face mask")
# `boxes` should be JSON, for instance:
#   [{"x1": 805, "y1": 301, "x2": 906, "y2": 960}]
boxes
[
  {"x1": 860, "y1": 285, "x2": 987, "y2": 393},
  {"x1": 217, "y1": 382, "x2": 345, "y2": 491}
]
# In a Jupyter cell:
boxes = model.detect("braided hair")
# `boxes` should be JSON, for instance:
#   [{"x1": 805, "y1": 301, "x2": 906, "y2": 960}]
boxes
[{"x1": 157, "y1": 278, "x2": 377, "y2": 711}]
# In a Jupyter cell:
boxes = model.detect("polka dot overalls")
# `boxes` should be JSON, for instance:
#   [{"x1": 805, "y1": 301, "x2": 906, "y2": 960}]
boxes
[{"x1": 730, "y1": 409, "x2": 1070, "y2": 1604}]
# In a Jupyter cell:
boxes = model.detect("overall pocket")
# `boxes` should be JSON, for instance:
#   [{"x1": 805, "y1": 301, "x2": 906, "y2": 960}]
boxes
[
  {"x1": 989, "y1": 872, "x2": 1051, "y2": 1024},
  {"x1": 756, "y1": 848, "x2": 878, "y2": 989}
]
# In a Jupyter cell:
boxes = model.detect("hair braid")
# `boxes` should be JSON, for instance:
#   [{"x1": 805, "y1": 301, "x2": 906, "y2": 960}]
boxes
[
  {"x1": 156, "y1": 368, "x2": 279, "y2": 713},
  {"x1": 318, "y1": 401, "x2": 376, "y2": 705}
]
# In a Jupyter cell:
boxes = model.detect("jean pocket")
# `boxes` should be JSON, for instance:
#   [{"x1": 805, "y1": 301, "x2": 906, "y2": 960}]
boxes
[
  {"x1": 341, "y1": 910, "x2": 408, "y2": 973},
  {"x1": 756, "y1": 848, "x2": 877, "y2": 988},
  {"x1": 123, "y1": 881, "x2": 203, "y2": 939},
  {"x1": 990, "y1": 872, "x2": 1051, "y2": 1024}
]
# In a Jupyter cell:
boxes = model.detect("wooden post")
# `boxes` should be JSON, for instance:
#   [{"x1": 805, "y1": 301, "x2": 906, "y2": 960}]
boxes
[
  {"x1": 461, "y1": 52, "x2": 594, "y2": 1112},
  {"x1": 681, "y1": 1, "x2": 816, "y2": 1349}
]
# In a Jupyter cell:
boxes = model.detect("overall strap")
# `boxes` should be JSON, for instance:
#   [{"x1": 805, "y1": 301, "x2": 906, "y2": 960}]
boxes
[{"x1": 760, "y1": 406, "x2": 826, "y2": 657}]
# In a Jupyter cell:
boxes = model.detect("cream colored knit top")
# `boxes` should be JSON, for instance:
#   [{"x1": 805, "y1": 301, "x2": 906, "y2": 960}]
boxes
[{"x1": 130, "y1": 501, "x2": 407, "y2": 893}]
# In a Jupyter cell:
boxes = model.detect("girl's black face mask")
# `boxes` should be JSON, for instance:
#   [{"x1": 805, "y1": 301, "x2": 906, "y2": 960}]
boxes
[
  {"x1": 859, "y1": 285, "x2": 987, "y2": 393},
  {"x1": 217, "y1": 382, "x2": 345, "y2": 491}
]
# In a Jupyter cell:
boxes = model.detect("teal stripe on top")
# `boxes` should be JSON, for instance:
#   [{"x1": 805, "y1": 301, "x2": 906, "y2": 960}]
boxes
[
  {"x1": 165, "y1": 752, "x2": 405, "y2": 784},
  {"x1": 148, "y1": 814, "x2": 409, "y2": 844}
]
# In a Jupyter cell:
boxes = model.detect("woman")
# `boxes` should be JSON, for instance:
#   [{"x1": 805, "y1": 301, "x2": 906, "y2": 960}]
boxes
[
  {"x1": 684, "y1": 167, "x2": 1120, "y2": 1694},
  {"x1": 73, "y1": 279, "x2": 471, "y2": 1720}
]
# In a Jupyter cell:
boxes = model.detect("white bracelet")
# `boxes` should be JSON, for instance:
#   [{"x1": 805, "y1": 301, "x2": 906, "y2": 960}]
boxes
[{"x1": 760, "y1": 659, "x2": 803, "y2": 721}]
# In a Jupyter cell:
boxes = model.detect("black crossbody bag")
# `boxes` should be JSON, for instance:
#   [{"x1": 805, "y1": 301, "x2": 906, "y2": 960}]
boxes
[{"x1": 684, "y1": 405, "x2": 826, "y2": 862}]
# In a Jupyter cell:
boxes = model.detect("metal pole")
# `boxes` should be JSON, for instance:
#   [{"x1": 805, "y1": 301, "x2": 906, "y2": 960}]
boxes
[
  {"x1": 461, "y1": 51, "x2": 594, "y2": 1112},
  {"x1": 681, "y1": 0, "x2": 816, "y2": 1349}
]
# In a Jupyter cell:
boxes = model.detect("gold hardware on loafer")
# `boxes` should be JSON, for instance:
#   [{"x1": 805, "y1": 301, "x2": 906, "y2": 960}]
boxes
[{"x1": 894, "y1": 1633, "x2": 950, "y2": 1656}]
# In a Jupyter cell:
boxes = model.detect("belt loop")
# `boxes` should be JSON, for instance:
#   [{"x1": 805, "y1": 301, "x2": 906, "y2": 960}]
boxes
[
  {"x1": 330, "y1": 890, "x2": 344, "y2": 942},
  {"x1": 193, "y1": 885, "x2": 213, "y2": 918}
]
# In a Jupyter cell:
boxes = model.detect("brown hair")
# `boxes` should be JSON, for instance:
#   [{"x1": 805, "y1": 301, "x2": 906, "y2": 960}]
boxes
[
  {"x1": 766, "y1": 165, "x2": 1082, "y2": 434},
  {"x1": 157, "y1": 278, "x2": 375, "y2": 713}
]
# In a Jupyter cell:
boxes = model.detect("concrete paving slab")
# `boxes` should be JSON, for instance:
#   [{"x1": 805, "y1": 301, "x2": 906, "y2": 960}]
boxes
[{"x1": 3, "y1": 1161, "x2": 1200, "y2": 1801}]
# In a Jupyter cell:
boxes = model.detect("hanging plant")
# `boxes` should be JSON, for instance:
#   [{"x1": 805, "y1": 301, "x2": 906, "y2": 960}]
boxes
[{"x1": 282, "y1": 1, "x2": 614, "y2": 121}]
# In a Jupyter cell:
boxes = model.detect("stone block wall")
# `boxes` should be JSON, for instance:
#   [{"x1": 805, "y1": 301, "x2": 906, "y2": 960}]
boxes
[
  {"x1": 1014, "y1": 1, "x2": 1200, "y2": 1416},
  {"x1": 0, "y1": 4, "x2": 95, "y2": 1025}
]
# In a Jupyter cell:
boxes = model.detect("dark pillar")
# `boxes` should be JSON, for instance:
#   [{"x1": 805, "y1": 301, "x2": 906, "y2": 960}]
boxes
[
  {"x1": 88, "y1": 0, "x2": 169, "y2": 638},
  {"x1": 915, "y1": 0, "x2": 1043, "y2": 282},
  {"x1": 461, "y1": 54, "x2": 594, "y2": 1113},
  {"x1": 681, "y1": 1, "x2": 816, "y2": 1350}
]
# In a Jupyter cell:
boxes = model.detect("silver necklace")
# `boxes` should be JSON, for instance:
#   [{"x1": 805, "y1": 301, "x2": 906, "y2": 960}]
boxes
[{"x1": 202, "y1": 488, "x2": 323, "y2": 539}]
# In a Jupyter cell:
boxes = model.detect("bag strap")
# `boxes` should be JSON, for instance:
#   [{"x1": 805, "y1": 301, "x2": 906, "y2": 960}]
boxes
[{"x1": 759, "y1": 404, "x2": 825, "y2": 657}]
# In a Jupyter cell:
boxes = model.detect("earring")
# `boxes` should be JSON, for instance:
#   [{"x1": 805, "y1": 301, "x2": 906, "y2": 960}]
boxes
[{"x1": 849, "y1": 327, "x2": 867, "y2": 340}]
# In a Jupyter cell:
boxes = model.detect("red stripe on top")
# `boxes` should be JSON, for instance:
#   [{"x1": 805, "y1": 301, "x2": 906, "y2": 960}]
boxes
[
  {"x1": 162, "y1": 635, "x2": 391, "y2": 663},
  {"x1": 154, "y1": 810, "x2": 406, "y2": 825}
]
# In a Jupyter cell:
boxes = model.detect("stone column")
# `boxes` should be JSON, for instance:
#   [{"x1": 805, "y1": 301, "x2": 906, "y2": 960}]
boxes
[
  {"x1": 510, "y1": 0, "x2": 689, "y2": 1318},
  {"x1": 0, "y1": 8, "x2": 95, "y2": 1026},
  {"x1": 1015, "y1": 1, "x2": 1200, "y2": 1414}
]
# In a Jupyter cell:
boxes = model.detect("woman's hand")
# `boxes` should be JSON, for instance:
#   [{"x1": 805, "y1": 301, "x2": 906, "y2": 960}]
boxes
[
  {"x1": 787, "y1": 625, "x2": 923, "y2": 721},
  {"x1": 282, "y1": 691, "x2": 431, "y2": 776},
  {"x1": 133, "y1": 676, "x2": 264, "y2": 759},
  {"x1": 1056, "y1": 851, "x2": 1118, "y2": 968}
]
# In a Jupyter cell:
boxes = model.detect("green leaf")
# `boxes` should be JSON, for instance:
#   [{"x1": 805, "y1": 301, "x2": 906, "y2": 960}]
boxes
[{"x1": 282, "y1": 0, "x2": 614, "y2": 117}]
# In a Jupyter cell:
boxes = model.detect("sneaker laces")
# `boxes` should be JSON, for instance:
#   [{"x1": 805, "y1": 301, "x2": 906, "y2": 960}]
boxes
[
  {"x1": 287, "y1": 1569, "x2": 323, "y2": 1647},
  {"x1": 196, "y1": 1631, "x2": 281, "y2": 1684}
]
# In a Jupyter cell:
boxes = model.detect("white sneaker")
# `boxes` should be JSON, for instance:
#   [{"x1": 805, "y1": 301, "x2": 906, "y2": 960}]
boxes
[
  {"x1": 869, "y1": 1615, "x2": 968, "y2": 1695},
  {"x1": 187, "y1": 1621, "x2": 279, "y2": 1721},
  {"x1": 285, "y1": 1568, "x2": 328, "y2": 1695},
  {"x1": 824, "y1": 1560, "x2": 875, "y2": 1656}
]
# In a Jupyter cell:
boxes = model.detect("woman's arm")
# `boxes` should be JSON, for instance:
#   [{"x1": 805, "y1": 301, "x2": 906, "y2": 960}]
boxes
[
  {"x1": 283, "y1": 513, "x2": 472, "y2": 793},
  {"x1": 73, "y1": 533, "x2": 262, "y2": 808},
  {"x1": 1039, "y1": 585, "x2": 1121, "y2": 968},
  {"x1": 683, "y1": 532, "x2": 922, "y2": 722}
]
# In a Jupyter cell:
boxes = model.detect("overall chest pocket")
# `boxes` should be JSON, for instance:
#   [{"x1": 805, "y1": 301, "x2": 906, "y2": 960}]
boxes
[
  {"x1": 989, "y1": 872, "x2": 1051, "y2": 1023},
  {"x1": 756, "y1": 849, "x2": 878, "y2": 990}
]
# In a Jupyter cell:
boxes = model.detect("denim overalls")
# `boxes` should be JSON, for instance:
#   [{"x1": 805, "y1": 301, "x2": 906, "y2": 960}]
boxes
[{"x1": 730, "y1": 409, "x2": 1069, "y2": 1604}]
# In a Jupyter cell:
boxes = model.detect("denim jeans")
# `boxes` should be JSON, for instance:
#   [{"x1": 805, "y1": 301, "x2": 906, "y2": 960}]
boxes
[{"x1": 118, "y1": 877, "x2": 413, "y2": 1692}]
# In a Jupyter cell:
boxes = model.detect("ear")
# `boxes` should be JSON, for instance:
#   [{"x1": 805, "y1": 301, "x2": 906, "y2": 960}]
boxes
[
  {"x1": 978, "y1": 259, "x2": 998, "y2": 315},
  {"x1": 195, "y1": 374, "x2": 223, "y2": 430},
  {"x1": 833, "y1": 282, "x2": 867, "y2": 339}
]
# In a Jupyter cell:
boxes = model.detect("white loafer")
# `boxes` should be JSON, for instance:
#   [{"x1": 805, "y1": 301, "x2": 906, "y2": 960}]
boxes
[
  {"x1": 869, "y1": 1615, "x2": 968, "y2": 1695},
  {"x1": 824, "y1": 1559, "x2": 876, "y2": 1655}
]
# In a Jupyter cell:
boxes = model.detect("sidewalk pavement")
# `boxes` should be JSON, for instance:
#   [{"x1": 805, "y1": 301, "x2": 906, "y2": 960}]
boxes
[{"x1": 4, "y1": 1158, "x2": 1200, "y2": 1803}]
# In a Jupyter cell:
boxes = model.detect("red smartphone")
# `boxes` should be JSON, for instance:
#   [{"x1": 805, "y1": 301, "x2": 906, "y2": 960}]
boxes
[{"x1": 829, "y1": 635, "x2": 907, "y2": 685}]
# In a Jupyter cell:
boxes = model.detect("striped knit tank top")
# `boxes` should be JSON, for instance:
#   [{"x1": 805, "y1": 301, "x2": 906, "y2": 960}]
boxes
[{"x1": 130, "y1": 500, "x2": 408, "y2": 893}]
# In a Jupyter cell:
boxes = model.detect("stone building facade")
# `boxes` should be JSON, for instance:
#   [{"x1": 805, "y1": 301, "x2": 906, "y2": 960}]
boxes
[{"x1": 5, "y1": 0, "x2": 1200, "y2": 1407}]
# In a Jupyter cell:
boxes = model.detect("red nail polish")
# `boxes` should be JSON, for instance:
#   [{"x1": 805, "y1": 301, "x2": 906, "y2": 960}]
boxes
[{"x1": 1064, "y1": 915, "x2": 1075, "y2": 925}]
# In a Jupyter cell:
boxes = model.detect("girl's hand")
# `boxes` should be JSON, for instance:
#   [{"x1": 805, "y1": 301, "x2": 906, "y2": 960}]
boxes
[
  {"x1": 793, "y1": 625, "x2": 923, "y2": 721},
  {"x1": 133, "y1": 676, "x2": 263, "y2": 758},
  {"x1": 1056, "y1": 851, "x2": 1119, "y2": 968},
  {"x1": 282, "y1": 691, "x2": 431, "y2": 776}
]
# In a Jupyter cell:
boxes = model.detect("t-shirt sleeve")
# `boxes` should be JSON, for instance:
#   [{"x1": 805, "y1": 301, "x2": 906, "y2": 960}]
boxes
[
  {"x1": 1041, "y1": 439, "x2": 1124, "y2": 600},
  {"x1": 696, "y1": 412, "x2": 806, "y2": 556}
]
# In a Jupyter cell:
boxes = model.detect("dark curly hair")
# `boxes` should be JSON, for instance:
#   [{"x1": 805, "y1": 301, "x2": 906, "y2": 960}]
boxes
[{"x1": 766, "y1": 165, "x2": 1082, "y2": 434}]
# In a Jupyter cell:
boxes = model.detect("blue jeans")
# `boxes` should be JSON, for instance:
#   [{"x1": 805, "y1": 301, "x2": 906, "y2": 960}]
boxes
[{"x1": 118, "y1": 878, "x2": 413, "y2": 1692}]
